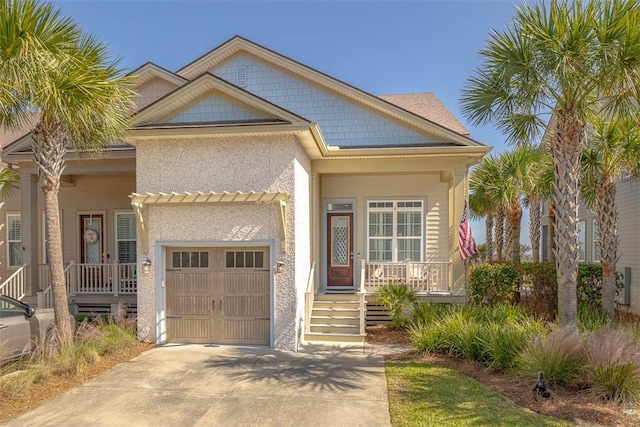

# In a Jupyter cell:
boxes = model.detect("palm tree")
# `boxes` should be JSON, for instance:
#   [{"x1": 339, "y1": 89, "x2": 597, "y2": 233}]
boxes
[
  {"x1": 0, "y1": 0, "x2": 134, "y2": 345},
  {"x1": 524, "y1": 151, "x2": 554, "y2": 262},
  {"x1": 469, "y1": 187, "x2": 495, "y2": 262},
  {"x1": 460, "y1": 0, "x2": 640, "y2": 328},
  {"x1": 0, "y1": 168, "x2": 18, "y2": 197},
  {"x1": 581, "y1": 118, "x2": 640, "y2": 318}
]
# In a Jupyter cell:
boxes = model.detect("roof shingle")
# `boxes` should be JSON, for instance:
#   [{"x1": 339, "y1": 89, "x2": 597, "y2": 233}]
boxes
[{"x1": 378, "y1": 92, "x2": 469, "y2": 136}]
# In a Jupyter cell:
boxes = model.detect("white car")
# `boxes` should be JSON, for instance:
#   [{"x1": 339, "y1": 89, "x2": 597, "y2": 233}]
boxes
[{"x1": 0, "y1": 295, "x2": 74, "y2": 363}]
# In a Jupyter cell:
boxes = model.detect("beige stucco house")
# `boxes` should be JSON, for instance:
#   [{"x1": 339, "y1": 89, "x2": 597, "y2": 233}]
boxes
[{"x1": 1, "y1": 36, "x2": 490, "y2": 350}]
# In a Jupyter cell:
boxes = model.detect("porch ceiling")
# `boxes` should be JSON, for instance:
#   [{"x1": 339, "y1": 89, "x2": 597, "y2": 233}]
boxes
[{"x1": 129, "y1": 191, "x2": 290, "y2": 254}]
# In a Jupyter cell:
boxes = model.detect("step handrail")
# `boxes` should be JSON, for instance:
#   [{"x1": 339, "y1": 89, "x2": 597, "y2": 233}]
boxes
[
  {"x1": 0, "y1": 264, "x2": 27, "y2": 300},
  {"x1": 304, "y1": 261, "x2": 316, "y2": 336},
  {"x1": 38, "y1": 261, "x2": 75, "y2": 308}
]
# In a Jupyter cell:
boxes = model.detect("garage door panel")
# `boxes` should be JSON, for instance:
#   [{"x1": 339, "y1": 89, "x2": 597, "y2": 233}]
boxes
[
  {"x1": 167, "y1": 318, "x2": 218, "y2": 343},
  {"x1": 224, "y1": 319, "x2": 270, "y2": 344},
  {"x1": 166, "y1": 296, "x2": 211, "y2": 316},
  {"x1": 224, "y1": 296, "x2": 269, "y2": 317},
  {"x1": 167, "y1": 272, "x2": 215, "y2": 293},
  {"x1": 224, "y1": 273, "x2": 269, "y2": 294}
]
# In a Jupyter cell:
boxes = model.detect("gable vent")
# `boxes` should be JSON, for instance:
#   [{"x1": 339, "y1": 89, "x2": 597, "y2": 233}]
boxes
[{"x1": 237, "y1": 66, "x2": 247, "y2": 87}]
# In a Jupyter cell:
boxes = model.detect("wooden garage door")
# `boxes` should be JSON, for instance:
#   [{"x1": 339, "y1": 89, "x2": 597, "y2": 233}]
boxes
[{"x1": 165, "y1": 247, "x2": 270, "y2": 345}]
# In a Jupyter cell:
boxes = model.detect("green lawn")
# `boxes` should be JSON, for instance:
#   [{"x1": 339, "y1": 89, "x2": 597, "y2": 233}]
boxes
[{"x1": 386, "y1": 361, "x2": 571, "y2": 427}]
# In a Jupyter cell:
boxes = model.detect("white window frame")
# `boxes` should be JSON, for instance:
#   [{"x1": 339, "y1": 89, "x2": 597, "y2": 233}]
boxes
[
  {"x1": 115, "y1": 211, "x2": 137, "y2": 264},
  {"x1": 366, "y1": 199, "x2": 425, "y2": 262},
  {"x1": 578, "y1": 221, "x2": 586, "y2": 262},
  {"x1": 592, "y1": 219, "x2": 600, "y2": 263},
  {"x1": 6, "y1": 213, "x2": 22, "y2": 268}
]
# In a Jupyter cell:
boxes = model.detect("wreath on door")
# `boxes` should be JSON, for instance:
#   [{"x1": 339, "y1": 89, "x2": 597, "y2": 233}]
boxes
[{"x1": 83, "y1": 229, "x2": 99, "y2": 244}]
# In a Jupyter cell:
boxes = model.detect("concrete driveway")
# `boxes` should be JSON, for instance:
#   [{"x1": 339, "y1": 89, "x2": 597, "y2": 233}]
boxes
[{"x1": 4, "y1": 344, "x2": 391, "y2": 427}]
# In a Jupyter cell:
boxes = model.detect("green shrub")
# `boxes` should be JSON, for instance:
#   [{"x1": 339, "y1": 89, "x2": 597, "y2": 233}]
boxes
[
  {"x1": 411, "y1": 302, "x2": 451, "y2": 327},
  {"x1": 440, "y1": 310, "x2": 485, "y2": 361},
  {"x1": 583, "y1": 328, "x2": 640, "y2": 403},
  {"x1": 482, "y1": 318, "x2": 546, "y2": 372},
  {"x1": 410, "y1": 320, "x2": 448, "y2": 354},
  {"x1": 578, "y1": 302, "x2": 611, "y2": 332},
  {"x1": 518, "y1": 327, "x2": 584, "y2": 387},
  {"x1": 468, "y1": 264, "x2": 519, "y2": 306},
  {"x1": 376, "y1": 283, "x2": 417, "y2": 329}
]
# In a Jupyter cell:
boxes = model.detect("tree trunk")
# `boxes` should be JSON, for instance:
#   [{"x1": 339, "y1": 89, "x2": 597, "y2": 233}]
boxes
[
  {"x1": 530, "y1": 201, "x2": 541, "y2": 262},
  {"x1": 485, "y1": 215, "x2": 494, "y2": 262},
  {"x1": 596, "y1": 172, "x2": 619, "y2": 319},
  {"x1": 32, "y1": 118, "x2": 73, "y2": 347},
  {"x1": 551, "y1": 109, "x2": 583, "y2": 329},
  {"x1": 505, "y1": 219, "x2": 513, "y2": 261},
  {"x1": 548, "y1": 201, "x2": 556, "y2": 262},
  {"x1": 508, "y1": 202, "x2": 523, "y2": 263},
  {"x1": 495, "y1": 209, "x2": 505, "y2": 262}
]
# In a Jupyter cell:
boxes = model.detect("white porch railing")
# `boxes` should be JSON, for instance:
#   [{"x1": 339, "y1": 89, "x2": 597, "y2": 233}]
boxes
[
  {"x1": 38, "y1": 263, "x2": 137, "y2": 307},
  {"x1": 363, "y1": 260, "x2": 451, "y2": 294},
  {"x1": 304, "y1": 261, "x2": 316, "y2": 336},
  {"x1": 358, "y1": 259, "x2": 366, "y2": 336},
  {"x1": 0, "y1": 264, "x2": 27, "y2": 300}
]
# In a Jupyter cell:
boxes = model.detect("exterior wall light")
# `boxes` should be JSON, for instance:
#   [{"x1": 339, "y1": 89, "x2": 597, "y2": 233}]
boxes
[
  {"x1": 142, "y1": 257, "x2": 152, "y2": 273},
  {"x1": 275, "y1": 261, "x2": 285, "y2": 274}
]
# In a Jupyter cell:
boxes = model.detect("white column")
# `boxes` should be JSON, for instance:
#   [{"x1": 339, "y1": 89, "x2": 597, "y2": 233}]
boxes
[{"x1": 20, "y1": 172, "x2": 39, "y2": 296}]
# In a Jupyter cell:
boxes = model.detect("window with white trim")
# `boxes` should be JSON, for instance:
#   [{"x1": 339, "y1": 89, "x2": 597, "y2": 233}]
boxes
[
  {"x1": 6, "y1": 214, "x2": 22, "y2": 267},
  {"x1": 367, "y1": 200, "x2": 424, "y2": 262},
  {"x1": 578, "y1": 221, "x2": 585, "y2": 262},
  {"x1": 116, "y1": 213, "x2": 137, "y2": 263},
  {"x1": 592, "y1": 219, "x2": 600, "y2": 262}
]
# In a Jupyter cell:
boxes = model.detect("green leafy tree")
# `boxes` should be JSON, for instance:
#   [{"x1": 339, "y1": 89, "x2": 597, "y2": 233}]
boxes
[
  {"x1": 581, "y1": 118, "x2": 640, "y2": 318},
  {"x1": 461, "y1": 0, "x2": 640, "y2": 328},
  {"x1": 0, "y1": 0, "x2": 134, "y2": 345}
]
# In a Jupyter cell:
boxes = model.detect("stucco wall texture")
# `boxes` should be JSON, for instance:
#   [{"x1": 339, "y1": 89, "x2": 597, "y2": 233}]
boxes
[{"x1": 135, "y1": 133, "x2": 311, "y2": 350}]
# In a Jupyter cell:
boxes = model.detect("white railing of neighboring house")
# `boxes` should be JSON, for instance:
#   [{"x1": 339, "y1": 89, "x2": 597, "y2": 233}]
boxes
[
  {"x1": 359, "y1": 259, "x2": 366, "y2": 336},
  {"x1": 38, "y1": 262, "x2": 137, "y2": 308},
  {"x1": 363, "y1": 260, "x2": 451, "y2": 294},
  {"x1": 304, "y1": 261, "x2": 316, "y2": 336},
  {"x1": 0, "y1": 264, "x2": 27, "y2": 300}
]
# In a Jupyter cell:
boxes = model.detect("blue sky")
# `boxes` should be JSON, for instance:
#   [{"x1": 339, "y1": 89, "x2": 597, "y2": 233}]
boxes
[{"x1": 53, "y1": 0, "x2": 528, "y2": 244}]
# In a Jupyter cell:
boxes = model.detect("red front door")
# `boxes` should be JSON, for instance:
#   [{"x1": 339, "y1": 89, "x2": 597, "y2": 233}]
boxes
[{"x1": 327, "y1": 213, "x2": 353, "y2": 287}]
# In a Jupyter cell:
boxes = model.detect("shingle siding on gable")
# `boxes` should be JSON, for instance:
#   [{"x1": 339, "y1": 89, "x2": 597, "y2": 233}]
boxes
[
  {"x1": 137, "y1": 78, "x2": 179, "y2": 110},
  {"x1": 167, "y1": 94, "x2": 260, "y2": 123},
  {"x1": 210, "y1": 55, "x2": 435, "y2": 147}
]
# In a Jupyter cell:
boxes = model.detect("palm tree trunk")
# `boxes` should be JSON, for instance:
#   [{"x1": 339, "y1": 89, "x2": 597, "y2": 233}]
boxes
[
  {"x1": 548, "y1": 201, "x2": 556, "y2": 262},
  {"x1": 505, "y1": 220, "x2": 513, "y2": 261},
  {"x1": 495, "y1": 209, "x2": 505, "y2": 262},
  {"x1": 596, "y1": 173, "x2": 618, "y2": 319},
  {"x1": 508, "y1": 203, "x2": 523, "y2": 263},
  {"x1": 485, "y1": 215, "x2": 494, "y2": 262},
  {"x1": 530, "y1": 201, "x2": 541, "y2": 262},
  {"x1": 32, "y1": 118, "x2": 73, "y2": 347},
  {"x1": 551, "y1": 109, "x2": 584, "y2": 329}
]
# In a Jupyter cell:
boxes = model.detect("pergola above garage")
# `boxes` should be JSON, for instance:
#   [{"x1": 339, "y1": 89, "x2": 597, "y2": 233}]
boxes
[{"x1": 130, "y1": 191, "x2": 290, "y2": 254}]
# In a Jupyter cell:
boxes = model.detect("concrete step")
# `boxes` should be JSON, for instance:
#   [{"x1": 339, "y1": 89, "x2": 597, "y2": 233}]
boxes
[
  {"x1": 304, "y1": 332, "x2": 365, "y2": 344},
  {"x1": 310, "y1": 324, "x2": 360, "y2": 334},
  {"x1": 312, "y1": 302, "x2": 359, "y2": 310},
  {"x1": 314, "y1": 294, "x2": 359, "y2": 302},
  {"x1": 310, "y1": 315, "x2": 360, "y2": 326}
]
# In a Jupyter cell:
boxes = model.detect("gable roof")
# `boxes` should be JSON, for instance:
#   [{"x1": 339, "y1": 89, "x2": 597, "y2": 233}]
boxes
[
  {"x1": 0, "y1": 112, "x2": 41, "y2": 149},
  {"x1": 378, "y1": 93, "x2": 470, "y2": 136},
  {"x1": 175, "y1": 36, "x2": 484, "y2": 147},
  {"x1": 131, "y1": 72, "x2": 310, "y2": 127},
  {"x1": 128, "y1": 62, "x2": 187, "y2": 87}
]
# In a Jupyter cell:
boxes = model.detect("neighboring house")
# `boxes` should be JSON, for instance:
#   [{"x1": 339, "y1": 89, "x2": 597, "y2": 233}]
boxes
[
  {"x1": 540, "y1": 179, "x2": 638, "y2": 317},
  {"x1": 0, "y1": 36, "x2": 490, "y2": 350}
]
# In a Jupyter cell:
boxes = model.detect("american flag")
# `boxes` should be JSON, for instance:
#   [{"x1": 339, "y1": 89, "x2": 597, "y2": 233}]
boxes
[{"x1": 459, "y1": 200, "x2": 478, "y2": 260}]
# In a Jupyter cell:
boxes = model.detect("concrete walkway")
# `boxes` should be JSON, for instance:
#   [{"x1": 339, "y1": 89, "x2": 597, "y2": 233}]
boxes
[{"x1": 3, "y1": 344, "x2": 391, "y2": 427}]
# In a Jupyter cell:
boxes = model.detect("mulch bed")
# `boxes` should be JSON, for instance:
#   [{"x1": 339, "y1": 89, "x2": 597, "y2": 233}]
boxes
[{"x1": 367, "y1": 324, "x2": 640, "y2": 426}]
